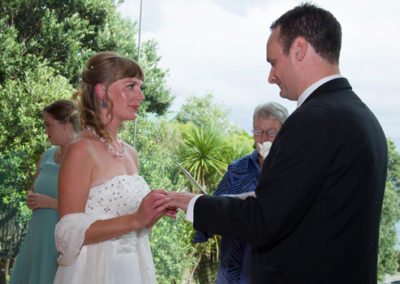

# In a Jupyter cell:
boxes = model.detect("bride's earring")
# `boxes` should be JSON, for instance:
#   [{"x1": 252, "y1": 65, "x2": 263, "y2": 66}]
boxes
[{"x1": 101, "y1": 99, "x2": 108, "y2": 108}]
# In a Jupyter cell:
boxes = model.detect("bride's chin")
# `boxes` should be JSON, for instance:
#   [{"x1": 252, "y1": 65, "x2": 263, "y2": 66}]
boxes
[{"x1": 125, "y1": 112, "x2": 138, "y2": 120}]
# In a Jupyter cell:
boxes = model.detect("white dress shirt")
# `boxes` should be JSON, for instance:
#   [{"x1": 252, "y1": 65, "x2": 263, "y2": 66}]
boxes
[{"x1": 297, "y1": 74, "x2": 342, "y2": 108}]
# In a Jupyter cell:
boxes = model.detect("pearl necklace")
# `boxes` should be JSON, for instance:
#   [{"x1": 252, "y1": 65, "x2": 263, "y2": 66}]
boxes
[{"x1": 86, "y1": 127, "x2": 125, "y2": 157}]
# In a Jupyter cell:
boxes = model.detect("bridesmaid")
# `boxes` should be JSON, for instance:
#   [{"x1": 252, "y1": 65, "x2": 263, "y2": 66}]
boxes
[{"x1": 9, "y1": 100, "x2": 79, "y2": 284}]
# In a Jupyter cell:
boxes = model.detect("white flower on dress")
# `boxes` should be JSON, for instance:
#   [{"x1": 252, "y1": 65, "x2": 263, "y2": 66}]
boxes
[{"x1": 257, "y1": 141, "x2": 272, "y2": 159}]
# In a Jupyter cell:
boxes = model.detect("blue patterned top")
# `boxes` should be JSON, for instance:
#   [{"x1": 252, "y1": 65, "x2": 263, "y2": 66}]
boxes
[{"x1": 193, "y1": 150, "x2": 261, "y2": 284}]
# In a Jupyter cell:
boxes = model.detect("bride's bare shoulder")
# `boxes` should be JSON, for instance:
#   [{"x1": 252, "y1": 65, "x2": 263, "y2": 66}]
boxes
[{"x1": 64, "y1": 134, "x2": 99, "y2": 160}]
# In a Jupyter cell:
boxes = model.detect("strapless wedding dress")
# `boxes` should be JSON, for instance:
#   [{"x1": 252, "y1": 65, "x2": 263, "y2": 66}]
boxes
[{"x1": 54, "y1": 175, "x2": 156, "y2": 284}]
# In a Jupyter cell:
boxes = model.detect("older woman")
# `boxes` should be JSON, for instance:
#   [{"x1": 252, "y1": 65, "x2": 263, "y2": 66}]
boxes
[{"x1": 193, "y1": 102, "x2": 289, "y2": 284}]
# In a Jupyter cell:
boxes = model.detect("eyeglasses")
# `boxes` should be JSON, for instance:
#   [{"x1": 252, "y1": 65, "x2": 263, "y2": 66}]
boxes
[{"x1": 252, "y1": 129, "x2": 277, "y2": 137}]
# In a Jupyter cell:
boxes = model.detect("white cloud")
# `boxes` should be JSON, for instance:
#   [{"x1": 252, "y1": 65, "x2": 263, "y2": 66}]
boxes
[{"x1": 118, "y1": 0, "x2": 400, "y2": 149}]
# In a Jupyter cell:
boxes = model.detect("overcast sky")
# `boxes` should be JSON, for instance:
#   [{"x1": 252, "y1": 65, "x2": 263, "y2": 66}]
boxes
[{"x1": 118, "y1": 0, "x2": 400, "y2": 149}]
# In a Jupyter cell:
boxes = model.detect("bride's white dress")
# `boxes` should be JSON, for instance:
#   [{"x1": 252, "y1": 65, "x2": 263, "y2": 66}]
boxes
[{"x1": 54, "y1": 175, "x2": 156, "y2": 284}]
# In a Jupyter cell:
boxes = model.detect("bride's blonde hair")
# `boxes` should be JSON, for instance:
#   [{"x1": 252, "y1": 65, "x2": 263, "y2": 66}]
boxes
[{"x1": 73, "y1": 51, "x2": 144, "y2": 142}]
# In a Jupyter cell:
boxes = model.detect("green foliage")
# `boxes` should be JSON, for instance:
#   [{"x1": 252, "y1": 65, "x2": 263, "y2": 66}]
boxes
[
  {"x1": 123, "y1": 116, "x2": 183, "y2": 188},
  {"x1": 0, "y1": 65, "x2": 74, "y2": 194},
  {"x1": 0, "y1": 151, "x2": 33, "y2": 261},
  {"x1": 377, "y1": 139, "x2": 400, "y2": 280},
  {"x1": 387, "y1": 139, "x2": 400, "y2": 191},
  {"x1": 174, "y1": 95, "x2": 253, "y2": 282},
  {"x1": 0, "y1": 0, "x2": 173, "y2": 113},
  {"x1": 0, "y1": 18, "x2": 26, "y2": 83},
  {"x1": 191, "y1": 235, "x2": 220, "y2": 284},
  {"x1": 0, "y1": 151, "x2": 32, "y2": 224},
  {"x1": 378, "y1": 181, "x2": 400, "y2": 280},
  {"x1": 139, "y1": 40, "x2": 173, "y2": 115},
  {"x1": 151, "y1": 214, "x2": 196, "y2": 284},
  {"x1": 176, "y1": 94, "x2": 230, "y2": 128},
  {"x1": 224, "y1": 126, "x2": 254, "y2": 163},
  {"x1": 178, "y1": 123, "x2": 253, "y2": 192},
  {"x1": 175, "y1": 94, "x2": 253, "y2": 191},
  {"x1": 179, "y1": 123, "x2": 229, "y2": 190}
]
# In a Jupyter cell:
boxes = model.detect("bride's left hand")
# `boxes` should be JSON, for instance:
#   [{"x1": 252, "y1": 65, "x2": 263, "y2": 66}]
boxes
[{"x1": 135, "y1": 190, "x2": 171, "y2": 229}]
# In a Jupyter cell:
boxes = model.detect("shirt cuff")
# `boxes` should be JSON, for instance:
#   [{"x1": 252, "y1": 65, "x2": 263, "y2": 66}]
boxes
[{"x1": 185, "y1": 194, "x2": 202, "y2": 223}]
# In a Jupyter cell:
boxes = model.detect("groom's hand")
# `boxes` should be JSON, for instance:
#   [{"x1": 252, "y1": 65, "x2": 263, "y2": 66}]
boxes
[{"x1": 166, "y1": 191, "x2": 195, "y2": 212}]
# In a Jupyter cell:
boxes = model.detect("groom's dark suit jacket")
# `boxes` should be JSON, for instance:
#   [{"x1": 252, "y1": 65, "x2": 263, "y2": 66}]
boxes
[{"x1": 194, "y1": 78, "x2": 388, "y2": 284}]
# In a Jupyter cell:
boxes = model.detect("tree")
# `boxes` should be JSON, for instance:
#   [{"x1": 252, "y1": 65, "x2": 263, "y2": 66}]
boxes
[
  {"x1": 138, "y1": 40, "x2": 173, "y2": 115},
  {"x1": 0, "y1": 65, "x2": 75, "y2": 191},
  {"x1": 176, "y1": 93, "x2": 231, "y2": 128},
  {"x1": 378, "y1": 181, "x2": 400, "y2": 280},
  {"x1": 176, "y1": 94, "x2": 253, "y2": 191},
  {"x1": 0, "y1": 0, "x2": 173, "y2": 113},
  {"x1": 387, "y1": 140, "x2": 400, "y2": 191},
  {"x1": 179, "y1": 123, "x2": 229, "y2": 191},
  {"x1": 378, "y1": 140, "x2": 400, "y2": 280},
  {"x1": 224, "y1": 126, "x2": 254, "y2": 164},
  {"x1": 176, "y1": 117, "x2": 253, "y2": 283}
]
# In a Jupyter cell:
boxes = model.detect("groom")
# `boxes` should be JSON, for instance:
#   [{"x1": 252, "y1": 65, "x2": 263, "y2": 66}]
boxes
[{"x1": 168, "y1": 3, "x2": 387, "y2": 284}]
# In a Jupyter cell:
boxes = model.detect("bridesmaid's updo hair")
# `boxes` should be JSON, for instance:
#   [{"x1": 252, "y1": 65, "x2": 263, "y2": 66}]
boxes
[
  {"x1": 74, "y1": 51, "x2": 144, "y2": 141},
  {"x1": 43, "y1": 100, "x2": 80, "y2": 133}
]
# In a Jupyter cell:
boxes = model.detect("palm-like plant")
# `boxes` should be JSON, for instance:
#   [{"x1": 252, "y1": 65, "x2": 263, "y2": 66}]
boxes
[
  {"x1": 178, "y1": 123, "x2": 255, "y2": 283},
  {"x1": 180, "y1": 124, "x2": 229, "y2": 192}
]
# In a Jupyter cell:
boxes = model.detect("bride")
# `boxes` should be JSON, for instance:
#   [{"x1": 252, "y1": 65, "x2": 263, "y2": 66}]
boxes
[{"x1": 54, "y1": 51, "x2": 173, "y2": 284}]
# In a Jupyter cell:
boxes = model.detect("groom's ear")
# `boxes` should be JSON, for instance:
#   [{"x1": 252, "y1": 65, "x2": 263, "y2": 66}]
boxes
[{"x1": 291, "y1": 36, "x2": 307, "y2": 61}]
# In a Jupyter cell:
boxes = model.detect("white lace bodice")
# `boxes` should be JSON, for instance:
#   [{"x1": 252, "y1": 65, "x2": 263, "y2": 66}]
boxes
[{"x1": 86, "y1": 175, "x2": 150, "y2": 217}]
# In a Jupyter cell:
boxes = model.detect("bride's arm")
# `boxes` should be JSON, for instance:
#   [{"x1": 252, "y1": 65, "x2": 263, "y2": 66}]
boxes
[
  {"x1": 58, "y1": 140, "x2": 170, "y2": 245},
  {"x1": 81, "y1": 190, "x2": 169, "y2": 244}
]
